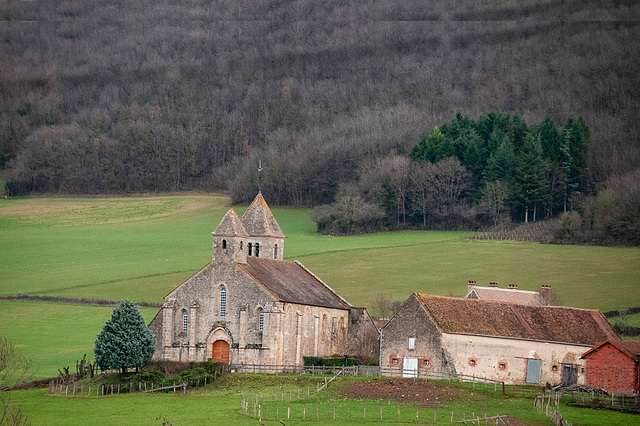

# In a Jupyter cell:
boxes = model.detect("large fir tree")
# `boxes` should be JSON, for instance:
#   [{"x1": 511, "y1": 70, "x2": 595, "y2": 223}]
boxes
[{"x1": 95, "y1": 300, "x2": 155, "y2": 374}]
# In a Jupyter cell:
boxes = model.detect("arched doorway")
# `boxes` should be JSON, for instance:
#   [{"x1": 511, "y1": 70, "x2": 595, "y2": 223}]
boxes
[{"x1": 212, "y1": 340, "x2": 230, "y2": 364}]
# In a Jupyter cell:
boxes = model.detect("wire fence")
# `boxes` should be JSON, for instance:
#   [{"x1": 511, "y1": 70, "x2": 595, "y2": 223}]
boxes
[{"x1": 240, "y1": 400, "x2": 512, "y2": 424}]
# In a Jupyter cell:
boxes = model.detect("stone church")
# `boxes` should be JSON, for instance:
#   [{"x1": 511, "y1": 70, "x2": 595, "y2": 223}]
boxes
[{"x1": 149, "y1": 193, "x2": 378, "y2": 366}]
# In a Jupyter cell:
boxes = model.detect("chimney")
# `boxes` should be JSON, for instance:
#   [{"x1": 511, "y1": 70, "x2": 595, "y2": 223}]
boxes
[
  {"x1": 540, "y1": 285, "x2": 552, "y2": 305},
  {"x1": 467, "y1": 280, "x2": 477, "y2": 292},
  {"x1": 489, "y1": 282, "x2": 498, "y2": 288},
  {"x1": 508, "y1": 284, "x2": 518, "y2": 290}
]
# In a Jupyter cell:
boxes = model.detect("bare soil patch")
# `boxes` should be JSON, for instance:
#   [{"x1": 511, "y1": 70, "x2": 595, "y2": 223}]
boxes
[{"x1": 341, "y1": 378, "x2": 484, "y2": 408}]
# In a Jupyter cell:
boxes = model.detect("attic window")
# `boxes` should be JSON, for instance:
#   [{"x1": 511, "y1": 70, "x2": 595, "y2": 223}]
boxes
[
  {"x1": 408, "y1": 337, "x2": 416, "y2": 350},
  {"x1": 222, "y1": 240, "x2": 227, "y2": 249},
  {"x1": 499, "y1": 362, "x2": 507, "y2": 370},
  {"x1": 469, "y1": 358, "x2": 477, "y2": 367}
]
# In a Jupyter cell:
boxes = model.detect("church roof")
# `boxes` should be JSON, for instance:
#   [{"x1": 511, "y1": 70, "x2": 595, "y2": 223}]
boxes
[
  {"x1": 416, "y1": 294, "x2": 617, "y2": 346},
  {"x1": 466, "y1": 286, "x2": 544, "y2": 306},
  {"x1": 238, "y1": 257, "x2": 350, "y2": 310},
  {"x1": 212, "y1": 209, "x2": 249, "y2": 237},
  {"x1": 241, "y1": 193, "x2": 286, "y2": 238}
]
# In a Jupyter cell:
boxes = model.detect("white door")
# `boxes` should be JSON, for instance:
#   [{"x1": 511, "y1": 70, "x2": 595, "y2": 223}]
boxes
[{"x1": 403, "y1": 357, "x2": 418, "y2": 378}]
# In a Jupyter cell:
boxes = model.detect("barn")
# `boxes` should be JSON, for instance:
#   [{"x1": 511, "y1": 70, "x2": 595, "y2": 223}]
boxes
[
  {"x1": 380, "y1": 293, "x2": 617, "y2": 385},
  {"x1": 148, "y1": 192, "x2": 379, "y2": 366},
  {"x1": 581, "y1": 339, "x2": 640, "y2": 394}
]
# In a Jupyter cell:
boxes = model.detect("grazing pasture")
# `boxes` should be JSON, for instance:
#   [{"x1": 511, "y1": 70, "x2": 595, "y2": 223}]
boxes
[
  {"x1": 9, "y1": 373, "x2": 638, "y2": 425},
  {"x1": 0, "y1": 194, "x2": 639, "y2": 378},
  {"x1": 1, "y1": 195, "x2": 638, "y2": 309}
]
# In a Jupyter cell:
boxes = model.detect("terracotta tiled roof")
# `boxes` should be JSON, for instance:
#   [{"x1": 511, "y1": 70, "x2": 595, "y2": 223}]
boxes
[
  {"x1": 581, "y1": 339, "x2": 640, "y2": 361},
  {"x1": 467, "y1": 286, "x2": 544, "y2": 306},
  {"x1": 238, "y1": 257, "x2": 349, "y2": 310},
  {"x1": 212, "y1": 209, "x2": 249, "y2": 237},
  {"x1": 241, "y1": 193, "x2": 286, "y2": 238},
  {"x1": 416, "y1": 294, "x2": 616, "y2": 346},
  {"x1": 618, "y1": 340, "x2": 640, "y2": 360}
]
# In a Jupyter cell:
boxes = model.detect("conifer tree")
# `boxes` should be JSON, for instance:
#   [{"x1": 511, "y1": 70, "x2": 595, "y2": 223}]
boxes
[
  {"x1": 95, "y1": 300, "x2": 155, "y2": 374},
  {"x1": 514, "y1": 134, "x2": 548, "y2": 222}
]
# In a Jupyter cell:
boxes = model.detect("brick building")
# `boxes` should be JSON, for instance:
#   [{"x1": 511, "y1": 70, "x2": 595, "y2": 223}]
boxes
[
  {"x1": 148, "y1": 193, "x2": 378, "y2": 366},
  {"x1": 581, "y1": 339, "x2": 640, "y2": 394},
  {"x1": 380, "y1": 293, "x2": 617, "y2": 385}
]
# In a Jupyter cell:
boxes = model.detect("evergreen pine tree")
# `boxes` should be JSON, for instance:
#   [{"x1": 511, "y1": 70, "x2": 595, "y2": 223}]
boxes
[
  {"x1": 95, "y1": 300, "x2": 156, "y2": 374},
  {"x1": 514, "y1": 134, "x2": 548, "y2": 222}
]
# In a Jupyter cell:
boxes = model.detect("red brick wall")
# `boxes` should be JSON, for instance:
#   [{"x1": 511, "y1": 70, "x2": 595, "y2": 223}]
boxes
[{"x1": 584, "y1": 342, "x2": 640, "y2": 393}]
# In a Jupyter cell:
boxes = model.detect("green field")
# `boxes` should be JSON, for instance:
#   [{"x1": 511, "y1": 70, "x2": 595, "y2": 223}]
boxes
[
  {"x1": 1, "y1": 195, "x2": 639, "y2": 425},
  {"x1": 8, "y1": 374, "x2": 640, "y2": 426},
  {"x1": 1, "y1": 194, "x2": 638, "y2": 310}
]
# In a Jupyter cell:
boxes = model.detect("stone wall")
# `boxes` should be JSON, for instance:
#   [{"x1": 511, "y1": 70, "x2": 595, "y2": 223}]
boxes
[
  {"x1": 380, "y1": 295, "x2": 455, "y2": 376},
  {"x1": 444, "y1": 333, "x2": 588, "y2": 386}
]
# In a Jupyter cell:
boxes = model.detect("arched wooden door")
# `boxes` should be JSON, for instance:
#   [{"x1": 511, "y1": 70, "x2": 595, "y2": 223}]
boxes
[{"x1": 212, "y1": 340, "x2": 230, "y2": 364}]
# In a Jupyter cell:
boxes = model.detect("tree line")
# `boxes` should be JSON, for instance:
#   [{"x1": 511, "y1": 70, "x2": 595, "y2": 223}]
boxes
[
  {"x1": 311, "y1": 113, "x2": 590, "y2": 233},
  {"x1": 1, "y1": 2, "x2": 639, "y2": 230}
]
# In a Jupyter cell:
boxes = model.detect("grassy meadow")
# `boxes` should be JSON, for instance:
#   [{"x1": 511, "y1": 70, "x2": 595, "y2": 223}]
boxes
[
  {"x1": 1, "y1": 194, "x2": 639, "y2": 379},
  {"x1": 9, "y1": 374, "x2": 639, "y2": 426},
  {"x1": 1, "y1": 194, "x2": 639, "y2": 425}
]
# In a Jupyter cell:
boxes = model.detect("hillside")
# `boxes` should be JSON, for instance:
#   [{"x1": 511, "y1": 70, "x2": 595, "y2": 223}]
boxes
[{"x1": 1, "y1": 3, "x2": 639, "y2": 205}]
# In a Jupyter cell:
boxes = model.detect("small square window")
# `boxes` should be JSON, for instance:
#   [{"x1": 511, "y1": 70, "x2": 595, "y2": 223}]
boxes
[
  {"x1": 499, "y1": 362, "x2": 507, "y2": 370},
  {"x1": 422, "y1": 358, "x2": 431, "y2": 366},
  {"x1": 552, "y1": 365, "x2": 558, "y2": 372},
  {"x1": 408, "y1": 337, "x2": 416, "y2": 350},
  {"x1": 392, "y1": 358, "x2": 398, "y2": 365},
  {"x1": 469, "y1": 358, "x2": 477, "y2": 367}
]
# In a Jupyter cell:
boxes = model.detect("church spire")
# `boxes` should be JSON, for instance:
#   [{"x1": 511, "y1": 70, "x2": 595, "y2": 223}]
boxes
[{"x1": 241, "y1": 192, "x2": 286, "y2": 261}]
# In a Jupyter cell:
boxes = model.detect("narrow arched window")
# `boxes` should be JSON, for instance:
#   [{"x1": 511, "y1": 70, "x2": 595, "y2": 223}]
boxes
[
  {"x1": 240, "y1": 241, "x2": 243, "y2": 251},
  {"x1": 183, "y1": 310, "x2": 188, "y2": 332},
  {"x1": 220, "y1": 287, "x2": 226, "y2": 317},
  {"x1": 222, "y1": 240, "x2": 227, "y2": 249},
  {"x1": 248, "y1": 243, "x2": 252, "y2": 256},
  {"x1": 259, "y1": 310, "x2": 264, "y2": 331},
  {"x1": 255, "y1": 243, "x2": 260, "y2": 257},
  {"x1": 274, "y1": 244, "x2": 278, "y2": 259}
]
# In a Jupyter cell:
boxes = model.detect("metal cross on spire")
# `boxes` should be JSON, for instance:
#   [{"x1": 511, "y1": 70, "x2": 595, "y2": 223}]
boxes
[{"x1": 258, "y1": 159, "x2": 263, "y2": 194}]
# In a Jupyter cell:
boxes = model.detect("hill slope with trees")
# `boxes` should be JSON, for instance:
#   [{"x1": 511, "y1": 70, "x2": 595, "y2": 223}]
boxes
[{"x1": 1, "y1": 2, "x2": 639, "y2": 216}]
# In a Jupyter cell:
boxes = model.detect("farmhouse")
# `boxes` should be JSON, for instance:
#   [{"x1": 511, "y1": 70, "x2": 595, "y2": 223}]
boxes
[
  {"x1": 465, "y1": 280, "x2": 551, "y2": 306},
  {"x1": 380, "y1": 293, "x2": 617, "y2": 386},
  {"x1": 581, "y1": 339, "x2": 640, "y2": 394},
  {"x1": 148, "y1": 192, "x2": 378, "y2": 366}
]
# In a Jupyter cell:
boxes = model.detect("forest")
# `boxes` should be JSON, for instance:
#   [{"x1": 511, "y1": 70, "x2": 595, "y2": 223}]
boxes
[{"x1": 1, "y1": 1, "x2": 639, "y2": 243}]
